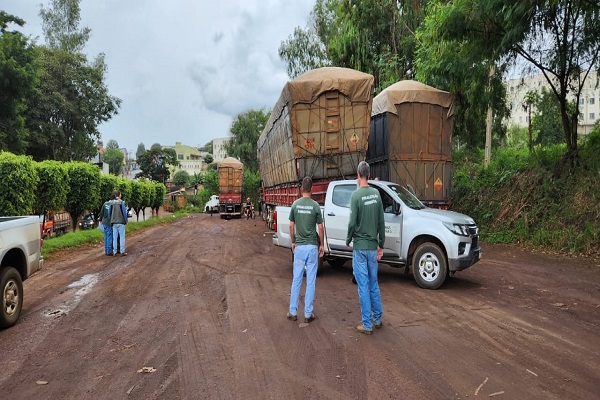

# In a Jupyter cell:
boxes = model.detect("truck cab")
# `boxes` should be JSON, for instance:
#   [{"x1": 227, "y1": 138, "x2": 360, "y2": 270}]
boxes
[{"x1": 273, "y1": 179, "x2": 481, "y2": 289}]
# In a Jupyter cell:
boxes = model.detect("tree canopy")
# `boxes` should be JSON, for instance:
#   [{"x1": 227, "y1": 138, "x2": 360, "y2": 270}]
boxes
[
  {"x1": 225, "y1": 109, "x2": 270, "y2": 173},
  {"x1": 136, "y1": 146, "x2": 179, "y2": 183}
]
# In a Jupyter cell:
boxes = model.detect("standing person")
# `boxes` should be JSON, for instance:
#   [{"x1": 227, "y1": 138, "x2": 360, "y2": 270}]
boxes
[
  {"x1": 108, "y1": 190, "x2": 128, "y2": 256},
  {"x1": 98, "y1": 193, "x2": 115, "y2": 256},
  {"x1": 287, "y1": 177, "x2": 324, "y2": 323},
  {"x1": 346, "y1": 161, "x2": 386, "y2": 335}
]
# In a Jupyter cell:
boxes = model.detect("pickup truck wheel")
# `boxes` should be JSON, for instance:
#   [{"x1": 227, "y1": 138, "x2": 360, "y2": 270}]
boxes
[
  {"x1": 412, "y1": 243, "x2": 447, "y2": 289},
  {"x1": 1, "y1": 267, "x2": 23, "y2": 328},
  {"x1": 328, "y1": 258, "x2": 346, "y2": 268}
]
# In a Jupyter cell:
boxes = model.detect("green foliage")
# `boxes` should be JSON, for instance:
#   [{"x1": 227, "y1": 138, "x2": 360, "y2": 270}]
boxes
[
  {"x1": 173, "y1": 169, "x2": 190, "y2": 187},
  {"x1": 452, "y1": 145, "x2": 600, "y2": 256},
  {"x1": 226, "y1": 109, "x2": 269, "y2": 173},
  {"x1": 151, "y1": 182, "x2": 167, "y2": 214},
  {"x1": 135, "y1": 143, "x2": 145, "y2": 160},
  {"x1": 0, "y1": 14, "x2": 38, "y2": 154},
  {"x1": 105, "y1": 139, "x2": 119, "y2": 150},
  {"x1": 34, "y1": 160, "x2": 69, "y2": 215},
  {"x1": 103, "y1": 147, "x2": 124, "y2": 175},
  {"x1": 0, "y1": 152, "x2": 38, "y2": 215},
  {"x1": 278, "y1": 25, "x2": 330, "y2": 79},
  {"x1": 532, "y1": 88, "x2": 563, "y2": 146},
  {"x1": 242, "y1": 169, "x2": 261, "y2": 205},
  {"x1": 136, "y1": 146, "x2": 179, "y2": 183},
  {"x1": 64, "y1": 161, "x2": 100, "y2": 230},
  {"x1": 202, "y1": 169, "x2": 219, "y2": 195},
  {"x1": 203, "y1": 154, "x2": 213, "y2": 165}
]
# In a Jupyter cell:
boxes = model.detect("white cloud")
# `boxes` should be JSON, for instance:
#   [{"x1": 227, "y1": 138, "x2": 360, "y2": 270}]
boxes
[{"x1": 3, "y1": 0, "x2": 313, "y2": 152}]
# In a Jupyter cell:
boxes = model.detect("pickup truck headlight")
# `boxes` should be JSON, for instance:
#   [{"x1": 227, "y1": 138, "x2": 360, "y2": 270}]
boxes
[{"x1": 443, "y1": 222, "x2": 469, "y2": 236}]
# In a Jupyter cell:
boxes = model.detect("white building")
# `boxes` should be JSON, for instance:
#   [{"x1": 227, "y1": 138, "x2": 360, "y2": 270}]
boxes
[
  {"x1": 506, "y1": 71, "x2": 599, "y2": 135},
  {"x1": 212, "y1": 137, "x2": 231, "y2": 162}
]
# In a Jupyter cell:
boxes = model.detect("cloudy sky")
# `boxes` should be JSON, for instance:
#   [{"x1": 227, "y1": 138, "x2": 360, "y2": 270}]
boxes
[{"x1": 4, "y1": 0, "x2": 314, "y2": 154}]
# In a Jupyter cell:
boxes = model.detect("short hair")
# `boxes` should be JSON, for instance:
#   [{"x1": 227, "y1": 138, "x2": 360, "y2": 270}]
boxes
[
  {"x1": 357, "y1": 161, "x2": 370, "y2": 179},
  {"x1": 113, "y1": 190, "x2": 121, "y2": 198},
  {"x1": 301, "y1": 176, "x2": 313, "y2": 193}
]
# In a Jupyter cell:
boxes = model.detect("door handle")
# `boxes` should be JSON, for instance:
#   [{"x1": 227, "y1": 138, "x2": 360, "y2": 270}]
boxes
[{"x1": 327, "y1": 212, "x2": 335, "y2": 216}]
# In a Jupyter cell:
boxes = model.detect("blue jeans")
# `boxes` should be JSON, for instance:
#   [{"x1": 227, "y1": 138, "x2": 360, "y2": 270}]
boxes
[
  {"x1": 289, "y1": 245, "x2": 318, "y2": 318},
  {"x1": 103, "y1": 224, "x2": 113, "y2": 255},
  {"x1": 112, "y1": 224, "x2": 126, "y2": 254},
  {"x1": 352, "y1": 249, "x2": 383, "y2": 330}
]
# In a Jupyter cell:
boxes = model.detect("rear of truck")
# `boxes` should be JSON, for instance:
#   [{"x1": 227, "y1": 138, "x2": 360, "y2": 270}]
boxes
[
  {"x1": 218, "y1": 157, "x2": 244, "y2": 219},
  {"x1": 258, "y1": 67, "x2": 375, "y2": 229}
]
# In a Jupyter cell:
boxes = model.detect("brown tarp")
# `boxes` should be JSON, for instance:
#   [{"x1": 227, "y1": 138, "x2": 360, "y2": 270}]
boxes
[
  {"x1": 371, "y1": 80, "x2": 455, "y2": 118},
  {"x1": 217, "y1": 157, "x2": 243, "y2": 169}
]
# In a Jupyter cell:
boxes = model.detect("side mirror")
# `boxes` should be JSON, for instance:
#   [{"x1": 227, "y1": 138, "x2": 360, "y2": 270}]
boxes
[{"x1": 393, "y1": 202, "x2": 401, "y2": 215}]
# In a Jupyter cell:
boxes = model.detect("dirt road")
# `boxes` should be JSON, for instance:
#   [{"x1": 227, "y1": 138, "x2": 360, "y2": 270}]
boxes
[{"x1": 1, "y1": 213, "x2": 599, "y2": 399}]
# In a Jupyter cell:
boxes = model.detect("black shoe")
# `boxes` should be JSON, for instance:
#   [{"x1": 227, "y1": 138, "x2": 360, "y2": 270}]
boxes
[
  {"x1": 374, "y1": 321, "x2": 383, "y2": 329},
  {"x1": 121, "y1": 252, "x2": 128, "y2": 256},
  {"x1": 351, "y1": 276, "x2": 357, "y2": 284},
  {"x1": 106, "y1": 253, "x2": 113, "y2": 256},
  {"x1": 304, "y1": 314, "x2": 316, "y2": 323},
  {"x1": 286, "y1": 312, "x2": 297, "y2": 321}
]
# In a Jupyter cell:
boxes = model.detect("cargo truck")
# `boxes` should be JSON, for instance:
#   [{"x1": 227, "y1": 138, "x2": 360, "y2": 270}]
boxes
[
  {"x1": 367, "y1": 80, "x2": 455, "y2": 209},
  {"x1": 257, "y1": 67, "x2": 375, "y2": 230},
  {"x1": 218, "y1": 157, "x2": 243, "y2": 218}
]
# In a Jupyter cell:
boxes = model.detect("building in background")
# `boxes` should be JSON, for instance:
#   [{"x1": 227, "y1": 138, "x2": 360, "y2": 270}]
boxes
[
  {"x1": 506, "y1": 70, "x2": 599, "y2": 135},
  {"x1": 166, "y1": 142, "x2": 207, "y2": 179},
  {"x1": 212, "y1": 137, "x2": 231, "y2": 163}
]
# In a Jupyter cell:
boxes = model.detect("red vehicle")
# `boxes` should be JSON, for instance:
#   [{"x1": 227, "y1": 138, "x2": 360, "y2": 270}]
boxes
[{"x1": 257, "y1": 67, "x2": 374, "y2": 230}]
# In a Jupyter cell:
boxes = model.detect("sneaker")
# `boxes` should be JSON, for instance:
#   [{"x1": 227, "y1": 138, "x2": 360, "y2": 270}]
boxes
[
  {"x1": 106, "y1": 253, "x2": 113, "y2": 256},
  {"x1": 286, "y1": 312, "x2": 297, "y2": 321},
  {"x1": 121, "y1": 252, "x2": 128, "y2": 256},
  {"x1": 304, "y1": 314, "x2": 316, "y2": 323},
  {"x1": 374, "y1": 321, "x2": 383, "y2": 329},
  {"x1": 356, "y1": 325, "x2": 373, "y2": 335}
]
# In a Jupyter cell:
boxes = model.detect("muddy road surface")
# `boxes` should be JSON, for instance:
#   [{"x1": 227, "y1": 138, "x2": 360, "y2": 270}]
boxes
[{"x1": 1, "y1": 213, "x2": 599, "y2": 399}]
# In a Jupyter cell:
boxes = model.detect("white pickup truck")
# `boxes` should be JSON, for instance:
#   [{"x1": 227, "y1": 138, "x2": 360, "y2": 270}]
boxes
[
  {"x1": 1, "y1": 216, "x2": 44, "y2": 328},
  {"x1": 273, "y1": 180, "x2": 481, "y2": 289}
]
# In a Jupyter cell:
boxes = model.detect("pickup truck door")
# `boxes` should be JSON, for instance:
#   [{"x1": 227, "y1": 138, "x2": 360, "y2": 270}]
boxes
[
  {"x1": 323, "y1": 183, "x2": 356, "y2": 253},
  {"x1": 372, "y1": 185, "x2": 402, "y2": 260}
]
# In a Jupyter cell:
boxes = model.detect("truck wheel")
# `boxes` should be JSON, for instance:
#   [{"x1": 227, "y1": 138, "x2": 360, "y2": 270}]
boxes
[
  {"x1": 412, "y1": 243, "x2": 447, "y2": 289},
  {"x1": 328, "y1": 258, "x2": 346, "y2": 268},
  {"x1": 1, "y1": 267, "x2": 23, "y2": 329}
]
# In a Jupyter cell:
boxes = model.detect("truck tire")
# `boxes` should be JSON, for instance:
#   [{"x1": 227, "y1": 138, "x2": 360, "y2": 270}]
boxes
[
  {"x1": 1, "y1": 267, "x2": 23, "y2": 329},
  {"x1": 412, "y1": 243, "x2": 447, "y2": 289}
]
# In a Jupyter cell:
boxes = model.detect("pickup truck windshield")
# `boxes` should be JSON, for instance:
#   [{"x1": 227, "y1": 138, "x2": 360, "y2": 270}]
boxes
[{"x1": 387, "y1": 184, "x2": 426, "y2": 210}]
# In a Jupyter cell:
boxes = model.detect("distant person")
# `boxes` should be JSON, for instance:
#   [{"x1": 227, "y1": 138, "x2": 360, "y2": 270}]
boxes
[
  {"x1": 346, "y1": 161, "x2": 385, "y2": 335},
  {"x1": 98, "y1": 193, "x2": 115, "y2": 256},
  {"x1": 287, "y1": 177, "x2": 324, "y2": 324},
  {"x1": 108, "y1": 190, "x2": 129, "y2": 256},
  {"x1": 194, "y1": 184, "x2": 198, "y2": 195}
]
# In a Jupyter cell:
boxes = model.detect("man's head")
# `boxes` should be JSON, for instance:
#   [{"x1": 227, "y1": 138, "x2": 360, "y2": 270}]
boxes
[
  {"x1": 301, "y1": 176, "x2": 313, "y2": 193},
  {"x1": 247, "y1": 197, "x2": 251, "y2": 202},
  {"x1": 357, "y1": 161, "x2": 370, "y2": 180},
  {"x1": 113, "y1": 190, "x2": 121, "y2": 199}
]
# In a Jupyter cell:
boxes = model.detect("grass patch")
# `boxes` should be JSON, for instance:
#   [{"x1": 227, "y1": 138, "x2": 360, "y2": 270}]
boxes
[{"x1": 42, "y1": 211, "x2": 188, "y2": 258}]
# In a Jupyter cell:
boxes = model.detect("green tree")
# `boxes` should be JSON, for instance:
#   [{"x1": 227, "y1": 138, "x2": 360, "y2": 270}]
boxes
[
  {"x1": 532, "y1": 88, "x2": 564, "y2": 146},
  {"x1": 203, "y1": 154, "x2": 213, "y2": 165},
  {"x1": 64, "y1": 161, "x2": 100, "y2": 230},
  {"x1": 0, "y1": 12, "x2": 39, "y2": 154},
  {"x1": 151, "y1": 182, "x2": 166, "y2": 217},
  {"x1": 135, "y1": 142, "x2": 145, "y2": 160},
  {"x1": 226, "y1": 109, "x2": 270, "y2": 173},
  {"x1": 242, "y1": 169, "x2": 261, "y2": 206},
  {"x1": 94, "y1": 173, "x2": 118, "y2": 218},
  {"x1": 0, "y1": 152, "x2": 38, "y2": 215},
  {"x1": 279, "y1": 24, "x2": 330, "y2": 79},
  {"x1": 173, "y1": 169, "x2": 190, "y2": 187},
  {"x1": 103, "y1": 147, "x2": 124, "y2": 175},
  {"x1": 136, "y1": 146, "x2": 179, "y2": 183},
  {"x1": 417, "y1": 0, "x2": 600, "y2": 165},
  {"x1": 200, "y1": 140, "x2": 213, "y2": 154},
  {"x1": 105, "y1": 139, "x2": 119, "y2": 150},
  {"x1": 33, "y1": 160, "x2": 69, "y2": 219},
  {"x1": 202, "y1": 169, "x2": 219, "y2": 196},
  {"x1": 25, "y1": 0, "x2": 121, "y2": 161}
]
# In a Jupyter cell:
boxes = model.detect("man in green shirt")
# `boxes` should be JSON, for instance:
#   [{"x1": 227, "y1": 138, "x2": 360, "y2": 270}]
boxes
[
  {"x1": 287, "y1": 177, "x2": 325, "y2": 323},
  {"x1": 346, "y1": 161, "x2": 385, "y2": 335}
]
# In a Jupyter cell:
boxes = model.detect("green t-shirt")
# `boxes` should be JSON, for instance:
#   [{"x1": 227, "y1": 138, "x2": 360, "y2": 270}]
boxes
[
  {"x1": 346, "y1": 186, "x2": 386, "y2": 250},
  {"x1": 289, "y1": 196, "x2": 323, "y2": 246}
]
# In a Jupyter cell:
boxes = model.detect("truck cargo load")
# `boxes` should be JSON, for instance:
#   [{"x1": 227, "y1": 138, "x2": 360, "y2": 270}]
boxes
[
  {"x1": 368, "y1": 80, "x2": 455, "y2": 208},
  {"x1": 258, "y1": 67, "x2": 374, "y2": 227},
  {"x1": 218, "y1": 157, "x2": 243, "y2": 218}
]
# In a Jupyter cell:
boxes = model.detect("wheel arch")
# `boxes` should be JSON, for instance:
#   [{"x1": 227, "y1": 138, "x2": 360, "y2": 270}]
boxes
[
  {"x1": 407, "y1": 235, "x2": 448, "y2": 269},
  {"x1": 0, "y1": 248, "x2": 27, "y2": 280}
]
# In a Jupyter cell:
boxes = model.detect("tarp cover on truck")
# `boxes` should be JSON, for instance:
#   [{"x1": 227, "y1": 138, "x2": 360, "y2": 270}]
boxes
[
  {"x1": 258, "y1": 67, "x2": 374, "y2": 189},
  {"x1": 218, "y1": 157, "x2": 243, "y2": 194},
  {"x1": 368, "y1": 80, "x2": 454, "y2": 208}
]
